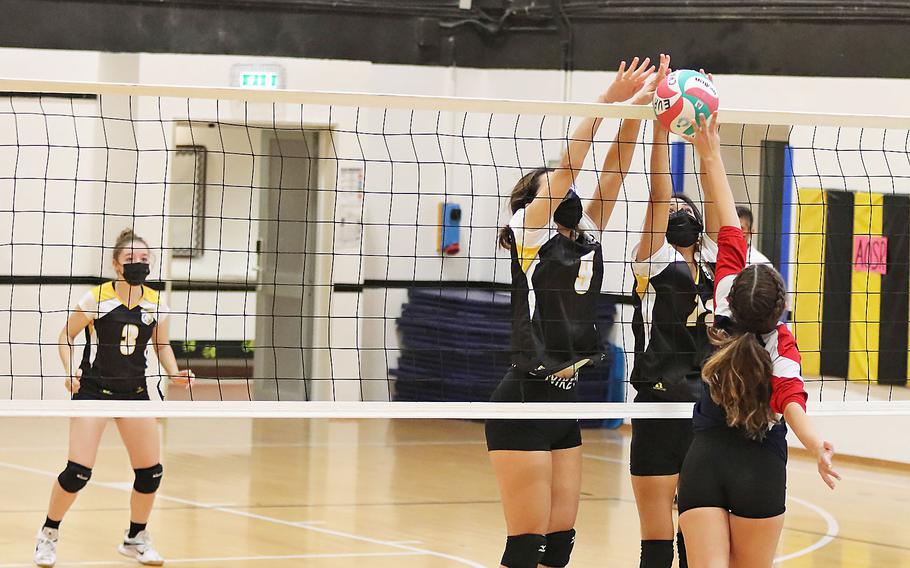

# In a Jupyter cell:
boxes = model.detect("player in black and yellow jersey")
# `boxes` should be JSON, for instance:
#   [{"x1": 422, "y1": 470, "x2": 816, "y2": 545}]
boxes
[
  {"x1": 485, "y1": 57, "x2": 662, "y2": 568},
  {"x1": 33, "y1": 229, "x2": 193, "y2": 568},
  {"x1": 628, "y1": 64, "x2": 719, "y2": 568}
]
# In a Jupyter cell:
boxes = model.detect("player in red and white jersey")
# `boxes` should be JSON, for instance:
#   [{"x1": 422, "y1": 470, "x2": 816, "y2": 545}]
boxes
[{"x1": 675, "y1": 113, "x2": 840, "y2": 568}]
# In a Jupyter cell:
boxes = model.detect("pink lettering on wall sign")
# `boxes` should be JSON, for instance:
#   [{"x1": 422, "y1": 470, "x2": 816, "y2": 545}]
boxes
[{"x1": 853, "y1": 235, "x2": 888, "y2": 275}]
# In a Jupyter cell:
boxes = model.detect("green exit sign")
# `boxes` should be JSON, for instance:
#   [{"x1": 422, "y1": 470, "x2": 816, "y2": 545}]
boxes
[
  {"x1": 239, "y1": 72, "x2": 280, "y2": 89},
  {"x1": 231, "y1": 65, "x2": 285, "y2": 90}
]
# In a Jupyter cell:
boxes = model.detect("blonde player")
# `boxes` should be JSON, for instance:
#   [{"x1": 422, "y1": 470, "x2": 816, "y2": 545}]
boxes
[{"x1": 34, "y1": 229, "x2": 193, "y2": 567}]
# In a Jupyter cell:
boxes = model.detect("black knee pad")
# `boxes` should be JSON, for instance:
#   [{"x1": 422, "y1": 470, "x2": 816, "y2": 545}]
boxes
[
  {"x1": 640, "y1": 540, "x2": 674, "y2": 568},
  {"x1": 501, "y1": 533, "x2": 546, "y2": 568},
  {"x1": 133, "y1": 464, "x2": 163, "y2": 494},
  {"x1": 541, "y1": 528, "x2": 575, "y2": 567},
  {"x1": 57, "y1": 461, "x2": 92, "y2": 493}
]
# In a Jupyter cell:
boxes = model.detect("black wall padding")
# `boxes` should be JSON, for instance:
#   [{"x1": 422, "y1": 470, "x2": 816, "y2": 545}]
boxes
[
  {"x1": 819, "y1": 191, "x2": 854, "y2": 378},
  {"x1": 878, "y1": 194, "x2": 910, "y2": 385},
  {"x1": 1, "y1": 1, "x2": 909, "y2": 77}
]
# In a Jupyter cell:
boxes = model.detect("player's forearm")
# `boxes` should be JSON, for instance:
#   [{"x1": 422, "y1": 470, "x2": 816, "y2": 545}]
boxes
[
  {"x1": 635, "y1": 130, "x2": 673, "y2": 259},
  {"x1": 559, "y1": 116, "x2": 603, "y2": 176},
  {"x1": 699, "y1": 154, "x2": 738, "y2": 228},
  {"x1": 784, "y1": 403, "x2": 823, "y2": 457},
  {"x1": 649, "y1": 128, "x2": 673, "y2": 200},
  {"x1": 589, "y1": 119, "x2": 642, "y2": 228},
  {"x1": 597, "y1": 118, "x2": 641, "y2": 196},
  {"x1": 58, "y1": 332, "x2": 74, "y2": 376},
  {"x1": 154, "y1": 345, "x2": 181, "y2": 377}
]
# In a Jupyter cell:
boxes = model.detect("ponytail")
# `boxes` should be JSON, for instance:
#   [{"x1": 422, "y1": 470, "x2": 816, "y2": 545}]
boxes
[
  {"x1": 702, "y1": 328, "x2": 777, "y2": 440},
  {"x1": 702, "y1": 263, "x2": 789, "y2": 440},
  {"x1": 498, "y1": 226, "x2": 513, "y2": 250}
]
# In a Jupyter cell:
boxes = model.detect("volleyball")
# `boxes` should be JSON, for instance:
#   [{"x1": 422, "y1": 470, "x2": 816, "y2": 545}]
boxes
[{"x1": 652, "y1": 69, "x2": 719, "y2": 136}]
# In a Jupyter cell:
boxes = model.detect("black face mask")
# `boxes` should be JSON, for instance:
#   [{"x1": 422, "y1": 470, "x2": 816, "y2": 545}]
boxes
[
  {"x1": 553, "y1": 190, "x2": 583, "y2": 229},
  {"x1": 122, "y1": 262, "x2": 150, "y2": 286},
  {"x1": 666, "y1": 210, "x2": 703, "y2": 247}
]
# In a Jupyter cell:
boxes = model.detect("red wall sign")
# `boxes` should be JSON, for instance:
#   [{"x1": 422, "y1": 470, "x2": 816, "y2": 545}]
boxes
[{"x1": 853, "y1": 236, "x2": 888, "y2": 274}]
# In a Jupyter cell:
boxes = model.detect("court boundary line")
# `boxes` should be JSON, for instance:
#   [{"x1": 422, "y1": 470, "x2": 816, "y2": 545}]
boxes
[
  {"x1": 0, "y1": 551, "x2": 426, "y2": 567},
  {"x1": 582, "y1": 453, "x2": 839, "y2": 564},
  {"x1": 0, "y1": 454, "x2": 848, "y2": 566},
  {"x1": 774, "y1": 496, "x2": 840, "y2": 564},
  {"x1": 0, "y1": 460, "x2": 485, "y2": 568}
]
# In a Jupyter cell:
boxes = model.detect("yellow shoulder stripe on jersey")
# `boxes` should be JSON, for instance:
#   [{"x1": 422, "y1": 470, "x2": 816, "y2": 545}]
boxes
[
  {"x1": 634, "y1": 274, "x2": 649, "y2": 299},
  {"x1": 515, "y1": 244, "x2": 542, "y2": 273},
  {"x1": 141, "y1": 285, "x2": 160, "y2": 305},
  {"x1": 96, "y1": 282, "x2": 118, "y2": 302}
]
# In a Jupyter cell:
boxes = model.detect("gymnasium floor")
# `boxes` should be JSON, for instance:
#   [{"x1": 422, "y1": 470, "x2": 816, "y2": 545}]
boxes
[{"x1": 0, "y1": 418, "x2": 907, "y2": 567}]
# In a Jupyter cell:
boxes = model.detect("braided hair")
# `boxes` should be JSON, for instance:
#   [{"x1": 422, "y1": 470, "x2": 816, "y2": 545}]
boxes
[{"x1": 702, "y1": 264, "x2": 788, "y2": 440}]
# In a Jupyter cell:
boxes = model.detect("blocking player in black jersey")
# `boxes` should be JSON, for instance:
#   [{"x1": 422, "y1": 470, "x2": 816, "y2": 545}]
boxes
[
  {"x1": 34, "y1": 229, "x2": 193, "y2": 568},
  {"x1": 628, "y1": 61, "x2": 721, "y2": 568},
  {"x1": 676, "y1": 114, "x2": 838, "y2": 568},
  {"x1": 485, "y1": 56, "x2": 661, "y2": 568}
]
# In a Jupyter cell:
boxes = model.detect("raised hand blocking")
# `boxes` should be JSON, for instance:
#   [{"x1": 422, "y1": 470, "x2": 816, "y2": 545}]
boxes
[
  {"x1": 600, "y1": 56, "x2": 655, "y2": 104},
  {"x1": 630, "y1": 53, "x2": 671, "y2": 105}
]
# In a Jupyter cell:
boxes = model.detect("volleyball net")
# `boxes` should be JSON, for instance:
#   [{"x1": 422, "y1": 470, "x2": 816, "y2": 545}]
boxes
[{"x1": 1, "y1": 78, "x2": 910, "y2": 417}]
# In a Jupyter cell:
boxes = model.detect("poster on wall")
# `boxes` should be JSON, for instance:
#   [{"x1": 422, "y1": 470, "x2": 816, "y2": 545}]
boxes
[
  {"x1": 853, "y1": 235, "x2": 888, "y2": 274},
  {"x1": 336, "y1": 167, "x2": 364, "y2": 251}
]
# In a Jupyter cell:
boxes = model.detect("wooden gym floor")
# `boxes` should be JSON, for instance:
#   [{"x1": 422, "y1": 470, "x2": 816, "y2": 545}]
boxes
[{"x1": 0, "y1": 418, "x2": 907, "y2": 567}]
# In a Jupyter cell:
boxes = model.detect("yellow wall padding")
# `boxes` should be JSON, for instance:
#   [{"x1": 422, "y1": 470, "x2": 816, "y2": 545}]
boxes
[{"x1": 792, "y1": 189, "x2": 826, "y2": 376}]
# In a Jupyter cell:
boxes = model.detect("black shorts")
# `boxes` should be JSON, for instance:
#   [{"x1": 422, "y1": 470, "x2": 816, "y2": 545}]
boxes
[
  {"x1": 485, "y1": 418, "x2": 582, "y2": 451},
  {"x1": 677, "y1": 428, "x2": 787, "y2": 519},
  {"x1": 630, "y1": 416, "x2": 694, "y2": 476},
  {"x1": 485, "y1": 367, "x2": 581, "y2": 451},
  {"x1": 72, "y1": 377, "x2": 151, "y2": 401}
]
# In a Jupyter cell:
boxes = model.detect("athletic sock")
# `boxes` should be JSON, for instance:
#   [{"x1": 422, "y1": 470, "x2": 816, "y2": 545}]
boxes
[
  {"x1": 677, "y1": 532, "x2": 688, "y2": 568},
  {"x1": 640, "y1": 540, "x2": 674, "y2": 568},
  {"x1": 128, "y1": 522, "x2": 147, "y2": 539},
  {"x1": 43, "y1": 517, "x2": 61, "y2": 531}
]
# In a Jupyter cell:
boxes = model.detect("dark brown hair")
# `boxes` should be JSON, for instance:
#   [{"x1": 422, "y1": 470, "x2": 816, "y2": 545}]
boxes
[
  {"x1": 702, "y1": 263, "x2": 787, "y2": 440},
  {"x1": 113, "y1": 229, "x2": 150, "y2": 262},
  {"x1": 736, "y1": 205, "x2": 754, "y2": 231},
  {"x1": 672, "y1": 193, "x2": 703, "y2": 228},
  {"x1": 497, "y1": 168, "x2": 552, "y2": 249}
]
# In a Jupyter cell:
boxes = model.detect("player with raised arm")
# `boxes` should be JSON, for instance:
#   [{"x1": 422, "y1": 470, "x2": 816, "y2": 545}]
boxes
[
  {"x1": 629, "y1": 55, "x2": 717, "y2": 568},
  {"x1": 676, "y1": 114, "x2": 839, "y2": 568},
  {"x1": 485, "y1": 57, "x2": 656, "y2": 568}
]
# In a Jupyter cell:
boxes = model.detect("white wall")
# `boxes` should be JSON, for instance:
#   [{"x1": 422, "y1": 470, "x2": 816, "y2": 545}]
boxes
[{"x1": 0, "y1": 46, "x2": 908, "y2": 462}]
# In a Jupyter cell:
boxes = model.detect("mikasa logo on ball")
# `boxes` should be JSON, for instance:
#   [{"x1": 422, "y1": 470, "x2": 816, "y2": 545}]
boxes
[{"x1": 692, "y1": 75, "x2": 718, "y2": 96}]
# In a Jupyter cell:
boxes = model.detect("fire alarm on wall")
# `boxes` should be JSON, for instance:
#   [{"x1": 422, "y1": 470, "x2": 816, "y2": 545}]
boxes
[{"x1": 438, "y1": 203, "x2": 461, "y2": 255}]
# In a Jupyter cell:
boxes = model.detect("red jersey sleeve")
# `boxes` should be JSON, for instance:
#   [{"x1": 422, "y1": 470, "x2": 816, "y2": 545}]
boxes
[
  {"x1": 767, "y1": 324, "x2": 808, "y2": 414},
  {"x1": 712, "y1": 226, "x2": 749, "y2": 319}
]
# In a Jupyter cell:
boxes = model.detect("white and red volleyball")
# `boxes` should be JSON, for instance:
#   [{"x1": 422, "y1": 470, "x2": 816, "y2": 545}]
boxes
[{"x1": 652, "y1": 70, "x2": 719, "y2": 136}]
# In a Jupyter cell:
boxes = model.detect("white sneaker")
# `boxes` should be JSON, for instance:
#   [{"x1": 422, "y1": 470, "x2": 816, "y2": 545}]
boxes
[
  {"x1": 117, "y1": 530, "x2": 164, "y2": 566},
  {"x1": 33, "y1": 527, "x2": 57, "y2": 568}
]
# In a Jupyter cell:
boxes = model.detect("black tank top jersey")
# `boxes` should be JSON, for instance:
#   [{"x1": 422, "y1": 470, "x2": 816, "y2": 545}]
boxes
[
  {"x1": 502, "y1": 208, "x2": 604, "y2": 401},
  {"x1": 77, "y1": 282, "x2": 168, "y2": 387},
  {"x1": 630, "y1": 240, "x2": 717, "y2": 402}
]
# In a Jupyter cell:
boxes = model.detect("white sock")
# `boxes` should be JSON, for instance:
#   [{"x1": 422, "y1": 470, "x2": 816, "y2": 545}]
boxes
[{"x1": 40, "y1": 527, "x2": 58, "y2": 540}]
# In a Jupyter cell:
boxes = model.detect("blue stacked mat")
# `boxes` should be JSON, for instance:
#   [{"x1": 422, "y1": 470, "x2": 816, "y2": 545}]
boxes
[{"x1": 391, "y1": 288, "x2": 626, "y2": 427}]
